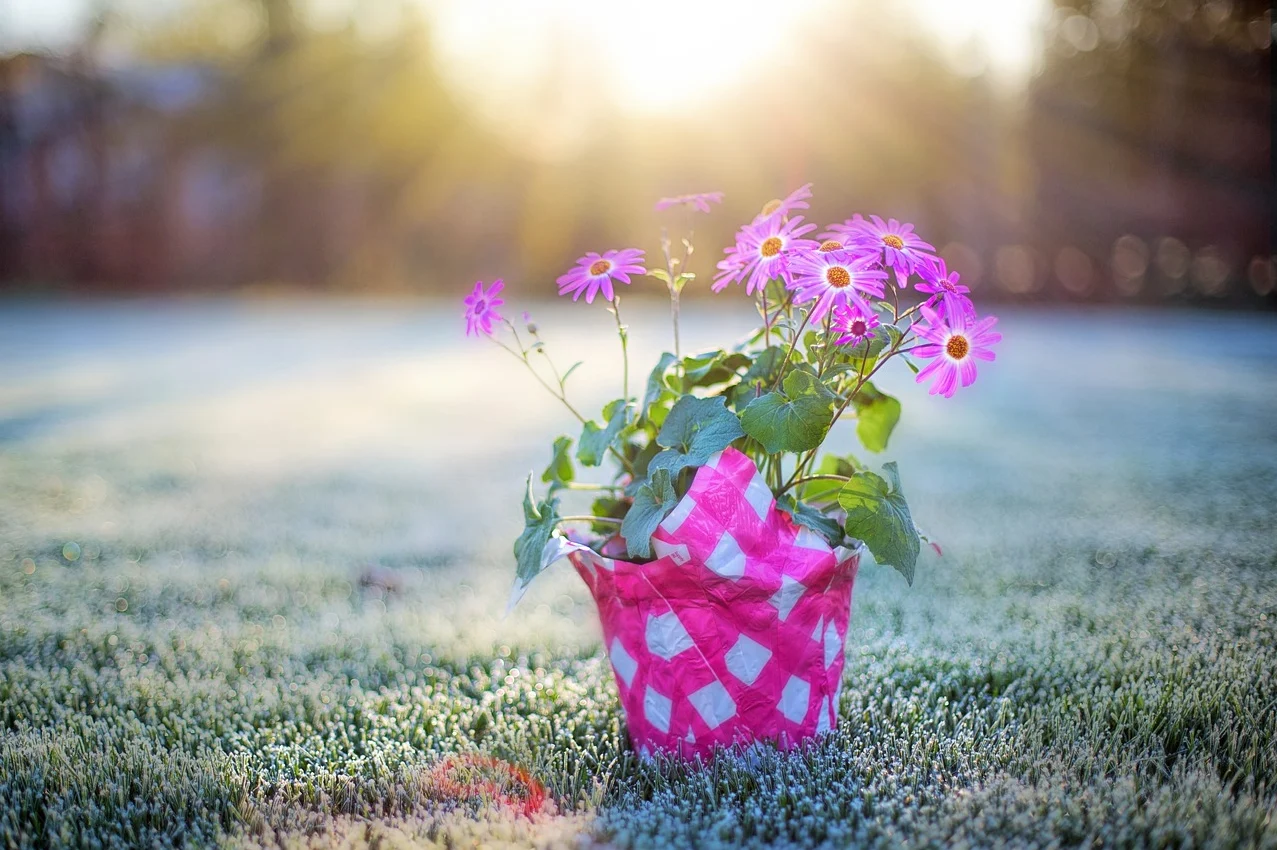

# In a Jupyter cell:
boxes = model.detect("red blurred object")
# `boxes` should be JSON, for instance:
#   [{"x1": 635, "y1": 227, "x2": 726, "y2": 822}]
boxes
[{"x1": 425, "y1": 754, "x2": 549, "y2": 818}]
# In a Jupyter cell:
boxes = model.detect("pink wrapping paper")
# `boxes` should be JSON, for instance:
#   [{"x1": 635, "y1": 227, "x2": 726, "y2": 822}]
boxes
[{"x1": 552, "y1": 447, "x2": 861, "y2": 759}]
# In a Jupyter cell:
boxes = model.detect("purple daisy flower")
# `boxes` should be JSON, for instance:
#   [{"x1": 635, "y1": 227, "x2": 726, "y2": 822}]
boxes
[
  {"x1": 712, "y1": 243, "x2": 747, "y2": 293},
  {"x1": 556, "y1": 248, "x2": 646, "y2": 304},
  {"x1": 754, "y1": 183, "x2": 814, "y2": 224},
  {"x1": 726, "y1": 215, "x2": 819, "y2": 295},
  {"x1": 822, "y1": 215, "x2": 937, "y2": 287},
  {"x1": 915, "y1": 258, "x2": 975, "y2": 320},
  {"x1": 788, "y1": 247, "x2": 888, "y2": 321},
  {"x1": 463, "y1": 279, "x2": 505, "y2": 337},
  {"x1": 912, "y1": 304, "x2": 1001, "y2": 398},
  {"x1": 655, "y1": 192, "x2": 724, "y2": 214},
  {"x1": 831, "y1": 303, "x2": 881, "y2": 347}
]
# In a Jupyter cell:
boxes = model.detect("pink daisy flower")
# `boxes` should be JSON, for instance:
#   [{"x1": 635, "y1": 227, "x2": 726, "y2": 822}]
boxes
[
  {"x1": 831, "y1": 303, "x2": 881, "y2": 346},
  {"x1": 556, "y1": 248, "x2": 646, "y2": 304},
  {"x1": 915, "y1": 258, "x2": 975, "y2": 320},
  {"x1": 463, "y1": 279, "x2": 505, "y2": 337},
  {"x1": 912, "y1": 304, "x2": 1001, "y2": 398},
  {"x1": 822, "y1": 215, "x2": 937, "y2": 287},
  {"x1": 726, "y1": 215, "x2": 819, "y2": 295},
  {"x1": 788, "y1": 247, "x2": 888, "y2": 321},
  {"x1": 712, "y1": 243, "x2": 747, "y2": 293},
  {"x1": 655, "y1": 192, "x2": 724, "y2": 214},
  {"x1": 754, "y1": 183, "x2": 814, "y2": 224}
]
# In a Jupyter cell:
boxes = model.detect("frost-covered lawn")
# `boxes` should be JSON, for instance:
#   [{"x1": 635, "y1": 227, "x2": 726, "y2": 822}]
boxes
[{"x1": 1, "y1": 301, "x2": 1275, "y2": 848}]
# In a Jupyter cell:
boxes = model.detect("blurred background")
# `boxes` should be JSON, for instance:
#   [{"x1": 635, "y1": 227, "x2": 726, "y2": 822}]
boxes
[{"x1": 0, "y1": 0, "x2": 1272, "y2": 306}]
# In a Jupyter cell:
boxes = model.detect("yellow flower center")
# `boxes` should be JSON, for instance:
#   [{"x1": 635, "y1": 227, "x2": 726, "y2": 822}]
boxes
[
  {"x1": 883, "y1": 234, "x2": 905, "y2": 250},
  {"x1": 760, "y1": 199, "x2": 783, "y2": 217},
  {"x1": 819, "y1": 240, "x2": 844, "y2": 252},
  {"x1": 760, "y1": 237, "x2": 784, "y2": 258},
  {"x1": 945, "y1": 334, "x2": 970, "y2": 360},
  {"x1": 589, "y1": 259, "x2": 612, "y2": 276},
  {"x1": 825, "y1": 266, "x2": 851, "y2": 288}
]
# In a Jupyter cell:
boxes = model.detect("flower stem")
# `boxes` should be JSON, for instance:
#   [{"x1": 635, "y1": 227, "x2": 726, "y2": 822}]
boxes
[
  {"x1": 671, "y1": 287, "x2": 681, "y2": 360},
  {"x1": 492, "y1": 326, "x2": 635, "y2": 475},
  {"x1": 491, "y1": 335, "x2": 588, "y2": 425},
  {"x1": 612, "y1": 296, "x2": 629, "y2": 404},
  {"x1": 771, "y1": 308, "x2": 813, "y2": 392},
  {"x1": 779, "y1": 473, "x2": 853, "y2": 496},
  {"x1": 761, "y1": 286, "x2": 771, "y2": 349},
  {"x1": 559, "y1": 482, "x2": 624, "y2": 492},
  {"x1": 558, "y1": 515, "x2": 622, "y2": 525}
]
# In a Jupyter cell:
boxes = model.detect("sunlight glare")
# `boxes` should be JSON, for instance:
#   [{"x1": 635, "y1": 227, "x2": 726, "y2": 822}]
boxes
[
  {"x1": 424, "y1": 0, "x2": 823, "y2": 155},
  {"x1": 903, "y1": 0, "x2": 1049, "y2": 82}
]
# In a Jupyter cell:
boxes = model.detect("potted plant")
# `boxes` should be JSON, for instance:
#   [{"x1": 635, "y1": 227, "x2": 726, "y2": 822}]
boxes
[{"x1": 464, "y1": 185, "x2": 1001, "y2": 758}]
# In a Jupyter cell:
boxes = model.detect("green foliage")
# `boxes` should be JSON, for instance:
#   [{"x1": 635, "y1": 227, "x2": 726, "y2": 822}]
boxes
[
  {"x1": 513, "y1": 475, "x2": 560, "y2": 588},
  {"x1": 680, "y1": 349, "x2": 750, "y2": 389},
  {"x1": 590, "y1": 494, "x2": 630, "y2": 537},
  {"x1": 541, "y1": 436, "x2": 575, "y2": 486},
  {"x1": 642, "y1": 353, "x2": 680, "y2": 422},
  {"x1": 776, "y1": 495, "x2": 843, "y2": 546},
  {"x1": 801, "y1": 455, "x2": 860, "y2": 504},
  {"x1": 740, "y1": 370, "x2": 838, "y2": 454},
  {"x1": 729, "y1": 347, "x2": 785, "y2": 410},
  {"x1": 620, "y1": 469, "x2": 678, "y2": 559},
  {"x1": 577, "y1": 400, "x2": 629, "y2": 467},
  {"x1": 851, "y1": 382, "x2": 902, "y2": 453},
  {"x1": 838, "y1": 462, "x2": 920, "y2": 585},
  {"x1": 843, "y1": 329, "x2": 892, "y2": 363},
  {"x1": 648, "y1": 396, "x2": 745, "y2": 479}
]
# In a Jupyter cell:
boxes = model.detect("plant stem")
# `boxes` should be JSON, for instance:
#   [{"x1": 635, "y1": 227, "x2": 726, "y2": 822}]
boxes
[
  {"x1": 492, "y1": 328, "x2": 635, "y2": 476},
  {"x1": 817, "y1": 311, "x2": 837, "y2": 377},
  {"x1": 761, "y1": 286, "x2": 771, "y2": 350},
  {"x1": 559, "y1": 482, "x2": 624, "y2": 492},
  {"x1": 671, "y1": 287, "x2": 681, "y2": 360},
  {"x1": 771, "y1": 308, "x2": 813, "y2": 391},
  {"x1": 491, "y1": 336, "x2": 588, "y2": 424},
  {"x1": 558, "y1": 515, "x2": 622, "y2": 525},
  {"x1": 779, "y1": 473, "x2": 853, "y2": 495},
  {"x1": 659, "y1": 227, "x2": 683, "y2": 361},
  {"x1": 612, "y1": 297, "x2": 629, "y2": 404},
  {"x1": 780, "y1": 324, "x2": 914, "y2": 495}
]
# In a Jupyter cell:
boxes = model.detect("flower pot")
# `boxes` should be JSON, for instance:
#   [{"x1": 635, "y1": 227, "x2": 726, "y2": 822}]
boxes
[{"x1": 554, "y1": 447, "x2": 861, "y2": 759}]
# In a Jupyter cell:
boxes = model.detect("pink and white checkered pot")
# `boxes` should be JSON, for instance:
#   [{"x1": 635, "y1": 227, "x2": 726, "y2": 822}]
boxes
[{"x1": 554, "y1": 447, "x2": 861, "y2": 759}]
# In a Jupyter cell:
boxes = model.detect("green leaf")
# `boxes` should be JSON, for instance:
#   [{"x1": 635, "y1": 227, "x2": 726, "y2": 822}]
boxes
[
  {"x1": 642, "y1": 353, "x2": 679, "y2": 417},
  {"x1": 776, "y1": 495, "x2": 843, "y2": 547},
  {"x1": 673, "y1": 272, "x2": 695, "y2": 292},
  {"x1": 541, "y1": 436, "x2": 575, "y2": 485},
  {"x1": 620, "y1": 468, "x2": 678, "y2": 559},
  {"x1": 730, "y1": 346, "x2": 785, "y2": 410},
  {"x1": 513, "y1": 475, "x2": 560, "y2": 588},
  {"x1": 590, "y1": 494, "x2": 630, "y2": 536},
  {"x1": 840, "y1": 331, "x2": 890, "y2": 365},
  {"x1": 739, "y1": 370, "x2": 838, "y2": 454},
  {"x1": 837, "y1": 462, "x2": 920, "y2": 585},
  {"x1": 761, "y1": 277, "x2": 789, "y2": 312},
  {"x1": 577, "y1": 399, "x2": 628, "y2": 467},
  {"x1": 801, "y1": 454, "x2": 860, "y2": 504},
  {"x1": 851, "y1": 382, "x2": 901, "y2": 453},
  {"x1": 648, "y1": 395, "x2": 746, "y2": 478},
  {"x1": 561, "y1": 361, "x2": 584, "y2": 385},
  {"x1": 682, "y1": 349, "x2": 750, "y2": 388},
  {"x1": 647, "y1": 268, "x2": 672, "y2": 285}
]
